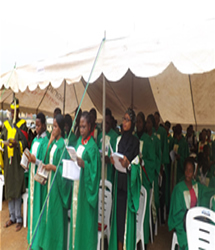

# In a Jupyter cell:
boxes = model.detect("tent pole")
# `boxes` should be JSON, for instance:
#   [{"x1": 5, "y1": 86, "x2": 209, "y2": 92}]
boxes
[
  {"x1": 188, "y1": 75, "x2": 197, "y2": 131},
  {"x1": 63, "y1": 79, "x2": 66, "y2": 115},
  {"x1": 131, "y1": 71, "x2": 134, "y2": 109},
  {"x1": 101, "y1": 74, "x2": 106, "y2": 250}
]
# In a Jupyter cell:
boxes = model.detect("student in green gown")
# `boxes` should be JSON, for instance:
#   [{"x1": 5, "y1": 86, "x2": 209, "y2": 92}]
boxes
[
  {"x1": 39, "y1": 114, "x2": 72, "y2": 250},
  {"x1": 109, "y1": 108, "x2": 141, "y2": 250},
  {"x1": 198, "y1": 145, "x2": 215, "y2": 186},
  {"x1": 164, "y1": 120, "x2": 174, "y2": 211},
  {"x1": 135, "y1": 112, "x2": 155, "y2": 248},
  {"x1": 146, "y1": 114, "x2": 162, "y2": 222},
  {"x1": 27, "y1": 113, "x2": 49, "y2": 249},
  {"x1": 64, "y1": 114, "x2": 77, "y2": 147},
  {"x1": 97, "y1": 108, "x2": 118, "y2": 186},
  {"x1": 168, "y1": 157, "x2": 215, "y2": 250},
  {"x1": 154, "y1": 112, "x2": 169, "y2": 223},
  {"x1": 72, "y1": 111, "x2": 101, "y2": 250},
  {"x1": 170, "y1": 124, "x2": 189, "y2": 193},
  {"x1": 198, "y1": 129, "x2": 208, "y2": 153},
  {"x1": 89, "y1": 108, "x2": 101, "y2": 144}
]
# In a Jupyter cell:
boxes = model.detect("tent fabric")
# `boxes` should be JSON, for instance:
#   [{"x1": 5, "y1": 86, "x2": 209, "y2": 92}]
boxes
[
  {"x1": 1, "y1": 63, "x2": 215, "y2": 130},
  {"x1": 0, "y1": 17, "x2": 214, "y2": 130}
]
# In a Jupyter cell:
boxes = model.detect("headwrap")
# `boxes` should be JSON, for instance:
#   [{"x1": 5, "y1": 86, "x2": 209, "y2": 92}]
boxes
[{"x1": 125, "y1": 108, "x2": 136, "y2": 132}]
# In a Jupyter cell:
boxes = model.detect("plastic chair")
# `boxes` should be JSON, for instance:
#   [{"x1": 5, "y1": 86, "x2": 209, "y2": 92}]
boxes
[
  {"x1": 97, "y1": 180, "x2": 112, "y2": 250},
  {"x1": 171, "y1": 232, "x2": 179, "y2": 250},
  {"x1": 0, "y1": 174, "x2": 4, "y2": 211},
  {"x1": 210, "y1": 195, "x2": 215, "y2": 209},
  {"x1": 149, "y1": 188, "x2": 154, "y2": 243},
  {"x1": 149, "y1": 187, "x2": 158, "y2": 241},
  {"x1": 136, "y1": 185, "x2": 147, "y2": 250},
  {"x1": 186, "y1": 206, "x2": 215, "y2": 250},
  {"x1": 22, "y1": 188, "x2": 28, "y2": 228}
]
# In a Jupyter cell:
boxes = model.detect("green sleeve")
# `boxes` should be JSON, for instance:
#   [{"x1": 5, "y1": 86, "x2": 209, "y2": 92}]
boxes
[
  {"x1": 168, "y1": 183, "x2": 188, "y2": 248},
  {"x1": 142, "y1": 139, "x2": 155, "y2": 184},
  {"x1": 37, "y1": 137, "x2": 50, "y2": 163},
  {"x1": 56, "y1": 155, "x2": 73, "y2": 209},
  {"x1": 68, "y1": 132, "x2": 77, "y2": 147},
  {"x1": 209, "y1": 177, "x2": 215, "y2": 188},
  {"x1": 83, "y1": 145, "x2": 101, "y2": 208},
  {"x1": 198, "y1": 182, "x2": 215, "y2": 208},
  {"x1": 127, "y1": 159, "x2": 141, "y2": 213},
  {"x1": 162, "y1": 129, "x2": 170, "y2": 165},
  {"x1": 155, "y1": 137, "x2": 162, "y2": 174}
]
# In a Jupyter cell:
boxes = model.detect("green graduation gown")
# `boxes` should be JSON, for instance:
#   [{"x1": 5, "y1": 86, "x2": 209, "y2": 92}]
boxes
[
  {"x1": 0, "y1": 119, "x2": 27, "y2": 200},
  {"x1": 170, "y1": 136, "x2": 189, "y2": 192},
  {"x1": 73, "y1": 136, "x2": 101, "y2": 250},
  {"x1": 153, "y1": 126, "x2": 169, "y2": 165},
  {"x1": 165, "y1": 133, "x2": 174, "y2": 208},
  {"x1": 168, "y1": 180, "x2": 215, "y2": 250},
  {"x1": 109, "y1": 136, "x2": 141, "y2": 250},
  {"x1": 27, "y1": 132, "x2": 49, "y2": 250},
  {"x1": 150, "y1": 132, "x2": 162, "y2": 216},
  {"x1": 138, "y1": 133, "x2": 155, "y2": 244},
  {"x1": 39, "y1": 137, "x2": 72, "y2": 250},
  {"x1": 97, "y1": 128, "x2": 118, "y2": 185}
]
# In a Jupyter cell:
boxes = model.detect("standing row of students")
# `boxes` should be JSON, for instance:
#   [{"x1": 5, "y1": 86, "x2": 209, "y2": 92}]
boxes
[{"x1": 25, "y1": 106, "x2": 215, "y2": 250}]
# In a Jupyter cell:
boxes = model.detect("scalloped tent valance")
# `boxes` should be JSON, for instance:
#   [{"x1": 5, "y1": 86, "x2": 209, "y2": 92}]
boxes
[{"x1": 1, "y1": 64, "x2": 215, "y2": 130}]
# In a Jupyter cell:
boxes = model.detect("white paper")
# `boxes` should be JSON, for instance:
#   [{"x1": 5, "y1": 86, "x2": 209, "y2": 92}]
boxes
[
  {"x1": 169, "y1": 150, "x2": 175, "y2": 162},
  {"x1": 62, "y1": 159, "x2": 80, "y2": 180},
  {"x1": 66, "y1": 146, "x2": 77, "y2": 161},
  {"x1": 111, "y1": 152, "x2": 126, "y2": 173}
]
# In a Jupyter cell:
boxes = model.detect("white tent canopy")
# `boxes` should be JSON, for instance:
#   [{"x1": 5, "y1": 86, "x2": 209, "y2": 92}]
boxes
[
  {"x1": 1, "y1": 63, "x2": 215, "y2": 130},
  {"x1": 1, "y1": 1, "x2": 215, "y2": 129}
]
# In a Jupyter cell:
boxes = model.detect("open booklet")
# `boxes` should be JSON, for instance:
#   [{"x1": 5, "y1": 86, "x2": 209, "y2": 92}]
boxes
[
  {"x1": 109, "y1": 143, "x2": 126, "y2": 173},
  {"x1": 66, "y1": 146, "x2": 77, "y2": 161},
  {"x1": 63, "y1": 146, "x2": 81, "y2": 180},
  {"x1": 34, "y1": 161, "x2": 48, "y2": 185},
  {"x1": 36, "y1": 161, "x2": 49, "y2": 179}
]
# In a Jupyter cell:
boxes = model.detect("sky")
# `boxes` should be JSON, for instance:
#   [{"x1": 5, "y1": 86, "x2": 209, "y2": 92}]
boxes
[{"x1": 1, "y1": 0, "x2": 214, "y2": 75}]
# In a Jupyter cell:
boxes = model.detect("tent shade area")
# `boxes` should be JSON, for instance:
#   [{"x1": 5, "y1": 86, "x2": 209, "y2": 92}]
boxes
[{"x1": 1, "y1": 62, "x2": 215, "y2": 130}]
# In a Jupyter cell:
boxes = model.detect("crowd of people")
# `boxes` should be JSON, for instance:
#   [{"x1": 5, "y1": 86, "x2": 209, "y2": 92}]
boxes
[{"x1": 0, "y1": 98, "x2": 215, "y2": 250}]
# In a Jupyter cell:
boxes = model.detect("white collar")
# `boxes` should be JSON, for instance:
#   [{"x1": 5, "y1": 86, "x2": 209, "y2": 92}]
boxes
[{"x1": 37, "y1": 131, "x2": 47, "y2": 139}]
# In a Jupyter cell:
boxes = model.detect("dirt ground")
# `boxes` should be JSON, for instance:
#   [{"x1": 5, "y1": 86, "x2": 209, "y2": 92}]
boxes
[{"x1": 0, "y1": 200, "x2": 173, "y2": 250}]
